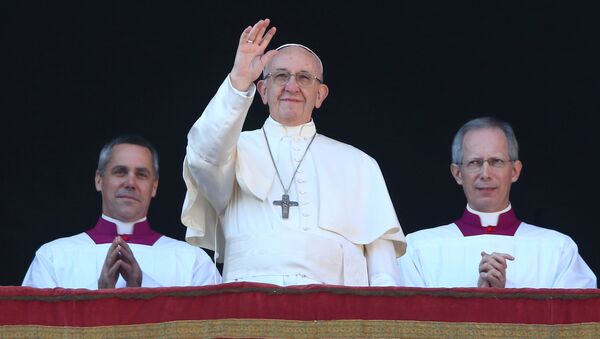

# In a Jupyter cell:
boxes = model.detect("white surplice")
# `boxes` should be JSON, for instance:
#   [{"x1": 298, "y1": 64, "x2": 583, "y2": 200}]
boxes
[
  {"x1": 182, "y1": 76, "x2": 406, "y2": 286},
  {"x1": 398, "y1": 208, "x2": 596, "y2": 288},
  {"x1": 22, "y1": 233, "x2": 222, "y2": 289}
]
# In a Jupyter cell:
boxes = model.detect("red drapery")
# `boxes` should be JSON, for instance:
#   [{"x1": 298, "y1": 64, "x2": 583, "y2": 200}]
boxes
[{"x1": 1, "y1": 283, "x2": 599, "y2": 338}]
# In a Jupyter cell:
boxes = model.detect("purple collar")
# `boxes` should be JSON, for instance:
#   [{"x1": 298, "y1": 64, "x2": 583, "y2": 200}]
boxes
[
  {"x1": 85, "y1": 217, "x2": 162, "y2": 245},
  {"x1": 455, "y1": 208, "x2": 521, "y2": 237}
]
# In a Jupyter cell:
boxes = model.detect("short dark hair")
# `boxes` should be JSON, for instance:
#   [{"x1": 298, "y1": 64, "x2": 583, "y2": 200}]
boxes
[{"x1": 97, "y1": 135, "x2": 159, "y2": 179}]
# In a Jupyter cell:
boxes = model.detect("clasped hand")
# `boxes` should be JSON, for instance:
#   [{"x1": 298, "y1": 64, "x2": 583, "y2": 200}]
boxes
[
  {"x1": 98, "y1": 236, "x2": 142, "y2": 289},
  {"x1": 477, "y1": 251, "x2": 515, "y2": 288}
]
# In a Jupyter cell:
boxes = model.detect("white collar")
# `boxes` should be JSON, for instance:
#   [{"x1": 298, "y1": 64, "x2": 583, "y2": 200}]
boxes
[
  {"x1": 101, "y1": 214, "x2": 147, "y2": 235},
  {"x1": 466, "y1": 204, "x2": 512, "y2": 227},
  {"x1": 264, "y1": 116, "x2": 317, "y2": 140}
]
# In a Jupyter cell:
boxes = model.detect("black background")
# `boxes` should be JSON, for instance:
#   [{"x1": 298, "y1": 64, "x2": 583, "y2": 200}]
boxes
[{"x1": 3, "y1": 2, "x2": 598, "y2": 286}]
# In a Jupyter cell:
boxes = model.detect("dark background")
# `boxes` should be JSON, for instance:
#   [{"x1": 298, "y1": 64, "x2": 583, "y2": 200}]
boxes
[{"x1": 2, "y1": 2, "x2": 598, "y2": 286}]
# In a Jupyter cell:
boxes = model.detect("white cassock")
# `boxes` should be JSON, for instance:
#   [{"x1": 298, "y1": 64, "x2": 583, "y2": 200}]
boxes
[
  {"x1": 398, "y1": 206, "x2": 597, "y2": 288},
  {"x1": 181, "y1": 76, "x2": 406, "y2": 286},
  {"x1": 22, "y1": 218, "x2": 222, "y2": 289}
]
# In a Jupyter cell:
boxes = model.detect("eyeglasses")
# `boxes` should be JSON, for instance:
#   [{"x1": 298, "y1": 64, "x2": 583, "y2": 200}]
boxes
[
  {"x1": 265, "y1": 70, "x2": 322, "y2": 87},
  {"x1": 458, "y1": 158, "x2": 514, "y2": 172}
]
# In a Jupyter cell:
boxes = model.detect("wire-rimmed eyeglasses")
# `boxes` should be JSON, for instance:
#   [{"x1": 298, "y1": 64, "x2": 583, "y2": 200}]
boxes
[
  {"x1": 265, "y1": 70, "x2": 322, "y2": 87},
  {"x1": 457, "y1": 158, "x2": 515, "y2": 172}
]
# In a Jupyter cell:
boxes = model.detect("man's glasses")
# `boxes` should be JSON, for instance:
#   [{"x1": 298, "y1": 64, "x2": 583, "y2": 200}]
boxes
[
  {"x1": 265, "y1": 70, "x2": 322, "y2": 87},
  {"x1": 458, "y1": 158, "x2": 514, "y2": 172}
]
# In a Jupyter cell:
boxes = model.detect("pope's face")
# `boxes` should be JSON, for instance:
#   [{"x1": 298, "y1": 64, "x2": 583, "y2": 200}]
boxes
[
  {"x1": 257, "y1": 46, "x2": 329, "y2": 126},
  {"x1": 450, "y1": 127, "x2": 522, "y2": 212},
  {"x1": 95, "y1": 143, "x2": 158, "y2": 222}
]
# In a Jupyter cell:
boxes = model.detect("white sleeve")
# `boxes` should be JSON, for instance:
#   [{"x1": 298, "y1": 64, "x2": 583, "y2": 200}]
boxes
[
  {"x1": 397, "y1": 252, "x2": 428, "y2": 287},
  {"x1": 396, "y1": 236, "x2": 428, "y2": 287},
  {"x1": 366, "y1": 238, "x2": 401, "y2": 286},
  {"x1": 192, "y1": 248, "x2": 223, "y2": 286},
  {"x1": 553, "y1": 237, "x2": 597, "y2": 288},
  {"x1": 22, "y1": 247, "x2": 58, "y2": 288},
  {"x1": 184, "y1": 75, "x2": 256, "y2": 214}
]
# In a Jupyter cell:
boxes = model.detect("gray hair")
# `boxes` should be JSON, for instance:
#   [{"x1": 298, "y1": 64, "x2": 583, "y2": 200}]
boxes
[
  {"x1": 451, "y1": 117, "x2": 519, "y2": 164},
  {"x1": 262, "y1": 43, "x2": 324, "y2": 81},
  {"x1": 97, "y1": 134, "x2": 159, "y2": 179}
]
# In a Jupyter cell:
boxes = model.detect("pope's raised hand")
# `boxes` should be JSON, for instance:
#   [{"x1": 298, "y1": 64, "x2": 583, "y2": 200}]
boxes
[{"x1": 230, "y1": 18, "x2": 277, "y2": 92}]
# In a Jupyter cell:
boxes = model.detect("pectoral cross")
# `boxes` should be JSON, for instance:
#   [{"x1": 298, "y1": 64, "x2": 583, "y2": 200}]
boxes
[{"x1": 273, "y1": 194, "x2": 299, "y2": 219}]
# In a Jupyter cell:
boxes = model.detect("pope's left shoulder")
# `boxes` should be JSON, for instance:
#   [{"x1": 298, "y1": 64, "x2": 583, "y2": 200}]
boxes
[{"x1": 316, "y1": 133, "x2": 376, "y2": 162}]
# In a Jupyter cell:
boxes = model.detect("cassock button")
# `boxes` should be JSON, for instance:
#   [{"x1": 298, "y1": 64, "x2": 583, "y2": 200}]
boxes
[
  {"x1": 485, "y1": 226, "x2": 494, "y2": 233},
  {"x1": 121, "y1": 235, "x2": 130, "y2": 241}
]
